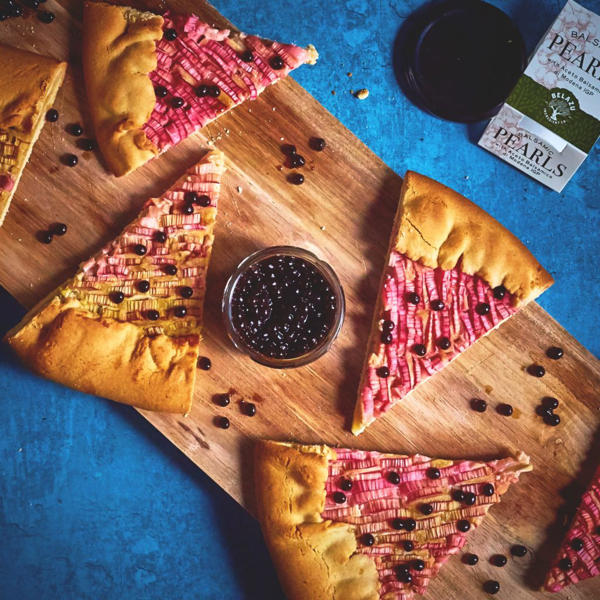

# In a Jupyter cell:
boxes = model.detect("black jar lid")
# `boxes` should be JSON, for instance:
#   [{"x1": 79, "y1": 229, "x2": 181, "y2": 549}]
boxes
[{"x1": 395, "y1": 0, "x2": 526, "y2": 122}]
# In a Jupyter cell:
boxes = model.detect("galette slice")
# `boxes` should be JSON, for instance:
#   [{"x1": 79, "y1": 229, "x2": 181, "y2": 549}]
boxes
[
  {"x1": 5, "y1": 150, "x2": 225, "y2": 414},
  {"x1": 83, "y1": 1, "x2": 317, "y2": 176},
  {"x1": 353, "y1": 171, "x2": 554, "y2": 434},
  {"x1": 255, "y1": 439, "x2": 531, "y2": 600}
]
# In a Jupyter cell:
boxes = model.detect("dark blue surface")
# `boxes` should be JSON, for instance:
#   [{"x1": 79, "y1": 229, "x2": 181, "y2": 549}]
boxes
[{"x1": 1, "y1": 1, "x2": 599, "y2": 598}]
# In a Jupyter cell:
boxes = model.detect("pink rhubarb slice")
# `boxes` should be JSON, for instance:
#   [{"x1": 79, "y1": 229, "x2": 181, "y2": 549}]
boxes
[{"x1": 544, "y1": 464, "x2": 600, "y2": 592}]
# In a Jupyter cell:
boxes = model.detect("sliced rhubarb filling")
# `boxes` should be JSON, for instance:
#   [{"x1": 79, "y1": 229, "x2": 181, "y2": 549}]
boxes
[
  {"x1": 63, "y1": 151, "x2": 224, "y2": 337},
  {"x1": 322, "y1": 448, "x2": 528, "y2": 600},
  {"x1": 360, "y1": 250, "x2": 518, "y2": 424},
  {"x1": 545, "y1": 465, "x2": 600, "y2": 592},
  {"x1": 143, "y1": 11, "x2": 314, "y2": 152},
  {"x1": 0, "y1": 132, "x2": 26, "y2": 192}
]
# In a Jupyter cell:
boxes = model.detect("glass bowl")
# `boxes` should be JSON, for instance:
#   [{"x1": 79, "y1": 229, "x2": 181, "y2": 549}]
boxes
[{"x1": 222, "y1": 246, "x2": 345, "y2": 368}]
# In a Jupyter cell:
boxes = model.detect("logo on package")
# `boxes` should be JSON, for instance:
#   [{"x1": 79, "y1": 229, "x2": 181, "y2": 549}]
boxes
[{"x1": 543, "y1": 89, "x2": 578, "y2": 125}]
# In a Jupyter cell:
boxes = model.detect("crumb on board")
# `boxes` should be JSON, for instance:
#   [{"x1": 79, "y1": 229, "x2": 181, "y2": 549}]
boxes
[
  {"x1": 355, "y1": 88, "x2": 369, "y2": 100},
  {"x1": 347, "y1": 72, "x2": 352, "y2": 77},
  {"x1": 280, "y1": 136, "x2": 284, "y2": 141},
  {"x1": 272, "y1": 107, "x2": 277, "y2": 111},
  {"x1": 320, "y1": 226, "x2": 326, "y2": 231},
  {"x1": 331, "y1": 90, "x2": 336, "y2": 95},
  {"x1": 236, "y1": 186, "x2": 242, "y2": 193}
]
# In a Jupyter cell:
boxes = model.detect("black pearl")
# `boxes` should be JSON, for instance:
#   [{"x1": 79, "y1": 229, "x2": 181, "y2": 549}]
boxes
[
  {"x1": 174, "y1": 306, "x2": 187, "y2": 318},
  {"x1": 164, "y1": 28, "x2": 177, "y2": 41},
  {"x1": 154, "y1": 85, "x2": 168, "y2": 98},
  {"x1": 493, "y1": 285, "x2": 507, "y2": 300},
  {"x1": 403, "y1": 540, "x2": 414, "y2": 551},
  {"x1": 481, "y1": 483, "x2": 494, "y2": 496},
  {"x1": 452, "y1": 489, "x2": 465, "y2": 502},
  {"x1": 164, "y1": 264, "x2": 178, "y2": 275},
  {"x1": 457, "y1": 520, "x2": 470, "y2": 532},
  {"x1": 542, "y1": 397, "x2": 559, "y2": 410},
  {"x1": 216, "y1": 416, "x2": 230, "y2": 429},
  {"x1": 216, "y1": 393, "x2": 230, "y2": 407},
  {"x1": 392, "y1": 518, "x2": 405, "y2": 530},
  {"x1": 10, "y1": 4, "x2": 23, "y2": 17},
  {"x1": 377, "y1": 366, "x2": 390, "y2": 378},
  {"x1": 241, "y1": 401, "x2": 256, "y2": 417},
  {"x1": 133, "y1": 244, "x2": 147, "y2": 256},
  {"x1": 546, "y1": 346, "x2": 564, "y2": 360},
  {"x1": 436, "y1": 336, "x2": 451, "y2": 350},
  {"x1": 431, "y1": 299, "x2": 445, "y2": 311},
  {"x1": 240, "y1": 50, "x2": 253, "y2": 62},
  {"x1": 412, "y1": 343, "x2": 426, "y2": 357},
  {"x1": 510, "y1": 544, "x2": 528, "y2": 557},
  {"x1": 110, "y1": 291, "x2": 125, "y2": 304},
  {"x1": 195, "y1": 85, "x2": 209, "y2": 97},
  {"x1": 483, "y1": 580, "x2": 500, "y2": 594},
  {"x1": 536, "y1": 405, "x2": 553, "y2": 418},
  {"x1": 361, "y1": 533, "x2": 375, "y2": 547},
  {"x1": 64, "y1": 154, "x2": 78, "y2": 167},
  {"x1": 544, "y1": 413, "x2": 561, "y2": 427},
  {"x1": 387, "y1": 471, "x2": 400, "y2": 484},
  {"x1": 67, "y1": 123, "x2": 83, "y2": 136},
  {"x1": 46, "y1": 108, "x2": 59, "y2": 122},
  {"x1": 290, "y1": 154, "x2": 306, "y2": 168},
  {"x1": 185, "y1": 192, "x2": 198, "y2": 204},
  {"x1": 527, "y1": 364, "x2": 545, "y2": 377},
  {"x1": 281, "y1": 144, "x2": 297, "y2": 156},
  {"x1": 52, "y1": 223, "x2": 67, "y2": 236},
  {"x1": 155, "y1": 231, "x2": 167, "y2": 243},
  {"x1": 38, "y1": 10, "x2": 55, "y2": 23},
  {"x1": 570, "y1": 538, "x2": 584, "y2": 551},
  {"x1": 558, "y1": 557, "x2": 572, "y2": 571},
  {"x1": 180, "y1": 286, "x2": 193, "y2": 298},
  {"x1": 497, "y1": 403, "x2": 513, "y2": 417},
  {"x1": 78, "y1": 138, "x2": 96, "y2": 152},
  {"x1": 595, "y1": 526, "x2": 600, "y2": 536},
  {"x1": 208, "y1": 85, "x2": 221, "y2": 98},
  {"x1": 333, "y1": 491, "x2": 346, "y2": 504},
  {"x1": 310, "y1": 137, "x2": 326, "y2": 151},
  {"x1": 197, "y1": 357, "x2": 211, "y2": 370},
  {"x1": 471, "y1": 398, "x2": 487, "y2": 413},
  {"x1": 289, "y1": 173, "x2": 304, "y2": 185},
  {"x1": 382, "y1": 320, "x2": 395, "y2": 331},
  {"x1": 396, "y1": 565, "x2": 411, "y2": 582},
  {"x1": 476, "y1": 302, "x2": 490, "y2": 315},
  {"x1": 182, "y1": 203, "x2": 194, "y2": 215},
  {"x1": 340, "y1": 478, "x2": 353, "y2": 491},
  {"x1": 381, "y1": 332, "x2": 393, "y2": 345},
  {"x1": 171, "y1": 97, "x2": 184, "y2": 108},
  {"x1": 40, "y1": 231, "x2": 53, "y2": 244},
  {"x1": 147, "y1": 309, "x2": 160, "y2": 321},
  {"x1": 270, "y1": 55, "x2": 284, "y2": 69},
  {"x1": 412, "y1": 559, "x2": 425, "y2": 571},
  {"x1": 404, "y1": 519, "x2": 416, "y2": 532},
  {"x1": 406, "y1": 292, "x2": 420, "y2": 305},
  {"x1": 463, "y1": 492, "x2": 476, "y2": 506},
  {"x1": 491, "y1": 554, "x2": 507, "y2": 567},
  {"x1": 420, "y1": 503, "x2": 433, "y2": 515},
  {"x1": 197, "y1": 195, "x2": 211, "y2": 207},
  {"x1": 138, "y1": 280, "x2": 150, "y2": 293},
  {"x1": 463, "y1": 553, "x2": 479, "y2": 565},
  {"x1": 427, "y1": 467, "x2": 441, "y2": 480}
]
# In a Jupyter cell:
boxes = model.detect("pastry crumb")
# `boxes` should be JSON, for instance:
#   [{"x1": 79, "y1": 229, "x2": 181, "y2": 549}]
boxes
[
  {"x1": 236, "y1": 186, "x2": 242, "y2": 193},
  {"x1": 347, "y1": 72, "x2": 352, "y2": 77},
  {"x1": 355, "y1": 88, "x2": 369, "y2": 100},
  {"x1": 320, "y1": 226, "x2": 326, "y2": 231},
  {"x1": 331, "y1": 90, "x2": 336, "y2": 95},
  {"x1": 280, "y1": 136, "x2": 284, "y2": 141},
  {"x1": 272, "y1": 107, "x2": 277, "y2": 111}
]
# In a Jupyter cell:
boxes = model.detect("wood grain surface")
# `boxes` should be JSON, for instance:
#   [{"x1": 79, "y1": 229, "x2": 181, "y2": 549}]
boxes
[{"x1": 1, "y1": 2, "x2": 599, "y2": 598}]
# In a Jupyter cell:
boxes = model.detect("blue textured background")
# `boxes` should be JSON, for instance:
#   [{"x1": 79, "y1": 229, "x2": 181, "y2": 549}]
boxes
[{"x1": 1, "y1": 0, "x2": 599, "y2": 598}]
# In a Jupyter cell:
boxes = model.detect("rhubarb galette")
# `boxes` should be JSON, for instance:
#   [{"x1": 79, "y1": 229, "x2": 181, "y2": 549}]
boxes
[
  {"x1": 5, "y1": 150, "x2": 225, "y2": 413},
  {"x1": 82, "y1": 1, "x2": 317, "y2": 176},
  {"x1": 353, "y1": 171, "x2": 554, "y2": 434},
  {"x1": 544, "y1": 464, "x2": 600, "y2": 592},
  {"x1": 255, "y1": 439, "x2": 531, "y2": 600},
  {"x1": 0, "y1": 43, "x2": 66, "y2": 226}
]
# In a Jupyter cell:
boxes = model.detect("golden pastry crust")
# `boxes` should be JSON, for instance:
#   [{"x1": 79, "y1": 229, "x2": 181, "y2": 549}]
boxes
[
  {"x1": 82, "y1": 1, "x2": 163, "y2": 177},
  {"x1": 254, "y1": 440, "x2": 380, "y2": 600},
  {"x1": 5, "y1": 297, "x2": 198, "y2": 414},
  {"x1": 396, "y1": 172, "x2": 554, "y2": 305}
]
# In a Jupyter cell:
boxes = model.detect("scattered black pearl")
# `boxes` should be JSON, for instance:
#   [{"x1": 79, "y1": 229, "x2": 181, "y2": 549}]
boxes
[
  {"x1": 362, "y1": 533, "x2": 375, "y2": 547},
  {"x1": 483, "y1": 580, "x2": 500, "y2": 595},
  {"x1": 155, "y1": 231, "x2": 167, "y2": 243},
  {"x1": 174, "y1": 306, "x2": 187, "y2": 318},
  {"x1": 544, "y1": 413, "x2": 561, "y2": 427},
  {"x1": 427, "y1": 467, "x2": 441, "y2": 480},
  {"x1": 195, "y1": 84, "x2": 209, "y2": 97},
  {"x1": 0, "y1": 11, "x2": 8, "y2": 21},
  {"x1": 420, "y1": 503, "x2": 434, "y2": 515},
  {"x1": 377, "y1": 366, "x2": 390, "y2": 378},
  {"x1": 270, "y1": 55, "x2": 284, "y2": 69},
  {"x1": 558, "y1": 557, "x2": 573, "y2": 571},
  {"x1": 404, "y1": 518, "x2": 417, "y2": 532},
  {"x1": 197, "y1": 357, "x2": 211, "y2": 370},
  {"x1": 216, "y1": 394, "x2": 231, "y2": 407},
  {"x1": 463, "y1": 553, "x2": 479, "y2": 565},
  {"x1": 436, "y1": 336, "x2": 451, "y2": 350},
  {"x1": 45, "y1": 108, "x2": 59, "y2": 122},
  {"x1": 457, "y1": 520, "x2": 470, "y2": 532},
  {"x1": 536, "y1": 405, "x2": 553, "y2": 418},
  {"x1": 403, "y1": 540, "x2": 414, "y2": 552},
  {"x1": 240, "y1": 50, "x2": 253, "y2": 62},
  {"x1": 147, "y1": 309, "x2": 160, "y2": 321},
  {"x1": 476, "y1": 302, "x2": 490, "y2": 316},
  {"x1": 471, "y1": 398, "x2": 488, "y2": 413},
  {"x1": 388, "y1": 471, "x2": 400, "y2": 484},
  {"x1": 39, "y1": 231, "x2": 53, "y2": 244},
  {"x1": 67, "y1": 123, "x2": 83, "y2": 136},
  {"x1": 27, "y1": 0, "x2": 40, "y2": 7},
  {"x1": 133, "y1": 243, "x2": 147, "y2": 256},
  {"x1": 10, "y1": 3, "x2": 23, "y2": 16},
  {"x1": 171, "y1": 96, "x2": 184, "y2": 109},
  {"x1": 310, "y1": 137, "x2": 326, "y2": 151},
  {"x1": 412, "y1": 343, "x2": 426, "y2": 357},
  {"x1": 547, "y1": 346, "x2": 564, "y2": 360},
  {"x1": 481, "y1": 483, "x2": 495, "y2": 497},
  {"x1": 431, "y1": 299, "x2": 445, "y2": 311},
  {"x1": 595, "y1": 526, "x2": 600, "y2": 536},
  {"x1": 38, "y1": 10, "x2": 55, "y2": 23},
  {"x1": 491, "y1": 554, "x2": 507, "y2": 567},
  {"x1": 289, "y1": 154, "x2": 306, "y2": 168},
  {"x1": 184, "y1": 192, "x2": 199, "y2": 204},
  {"x1": 197, "y1": 195, "x2": 211, "y2": 207},
  {"x1": 492, "y1": 285, "x2": 507, "y2": 300},
  {"x1": 527, "y1": 364, "x2": 545, "y2": 377},
  {"x1": 510, "y1": 544, "x2": 528, "y2": 557},
  {"x1": 52, "y1": 223, "x2": 67, "y2": 236},
  {"x1": 164, "y1": 28, "x2": 177, "y2": 41},
  {"x1": 396, "y1": 565, "x2": 412, "y2": 583},
  {"x1": 138, "y1": 280, "x2": 150, "y2": 293},
  {"x1": 164, "y1": 264, "x2": 178, "y2": 275},
  {"x1": 542, "y1": 397, "x2": 559, "y2": 410},
  {"x1": 406, "y1": 292, "x2": 420, "y2": 305},
  {"x1": 381, "y1": 331, "x2": 393, "y2": 345},
  {"x1": 180, "y1": 286, "x2": 193, "y2": 298},
  {"x1": 412, "y1": 559, "x2": 425, "y2": 572},
  {"x1": 63, "y1": 154, "x2": 78, "y2": 167},
  {"x1": 463, "y1": 491, "x2": 476, "y2": 506},
  {"x1": 570, "y1": 538, "x2": 584, "y2": 551},
  {"x1": 155, "y1": 85, "x2": 168, "y2": 98},
  {"x1": 182, "y1": 203, "x2": 194, "y2": 215},
  {"x1": 216, "y1": 416, "x2": 230, "y2": 429},
  {"x1": 340, "y1": 478, "x2": 353, "y2": 491},
  {"x1": 289, "y1": 173, "x2": 304, "y2": 185},
  {"x1": 110, "y1": 291, "x2": 125, "y2": 304},
  {"x1": 497, "y1": 403, "x2": 513, "y2": 417},
  {"x1": 452, "y1": 489, "x2": 466, "y2": 502},
  {"x1": 241, "y1": 401, "x2": 256, "y2": 417},
  {"x1": 281, "y1": 144, "x2": 297, "y2": 156},
  {"x1": 392, "y1": 518, "x2": 405, "y2": 530},
  {"x1": 208, "y1": 85, "x2": 221, "y2": 98},
  {"x1": 77, "y1": 138, "x2": 96, "y2": 152},
  {"x1": 333, "y1": 491, "x2": 346, "y2": 504},
  {"x1": 382, "y1": 320, "x2": 395, "y2": 332}
]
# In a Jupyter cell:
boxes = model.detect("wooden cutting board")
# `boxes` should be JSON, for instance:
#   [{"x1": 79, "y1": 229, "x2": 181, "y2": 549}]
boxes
[{"x1": 1, "y1": 2, "x2": 599, "y2": 598}]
